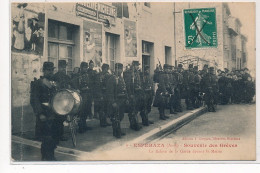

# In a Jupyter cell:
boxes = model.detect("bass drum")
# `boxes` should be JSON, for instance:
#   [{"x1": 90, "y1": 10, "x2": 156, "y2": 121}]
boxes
[{"x1": 51, "y1": 89, "x2": 82, "y2": 116}]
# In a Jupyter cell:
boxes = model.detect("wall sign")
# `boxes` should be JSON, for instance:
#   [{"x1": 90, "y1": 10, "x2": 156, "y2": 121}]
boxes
[{"x1": 76, "y1": 3, "x2": 116, "y2": 25}]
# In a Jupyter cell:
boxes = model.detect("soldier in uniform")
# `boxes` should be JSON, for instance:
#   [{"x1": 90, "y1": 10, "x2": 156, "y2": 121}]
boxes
[
  {"x1": 106, "y1": 63, "x2": 127, "y2": 138},
  {"x1": 193, "y1": 66, "x2": 202, "y2": 108},
  {"x1": 52, "y1": 60, "x2": 71, "y2": 141},
  {"x1": 123, "y1": 61, "x2": 143, "y2": 130},
  {"x1": 183, "y1": 64, "x2": 195, "y2": 110},
  {"x1": 95, "y1": 63, "x2": 112, "y2": 127},
  {"x1": 53, "y1": 60, "x2": 71, "y2": 89},
  {"x1": 78, "y1": 62, "x2": 92, "y2": 133},
  {"x1": 30, "y1": 62, "x2": 61, "y2": 160},
  {"x1": 154, "y1": 64, "x2": 171, "y2": 120},
  {"x1": 140, "y1": 65, "x2": 154, "y2": 125},
  {"x1": 173, "y1": 64, "x2": 184, "y2": 112},
  {"x1": 203, "y1": 67, "x2": 218, "y2": 112},
  {"x1": 168, "y1": 65, "x2": 177, "y2": 114},
  {"x1": 87, "y1": 60, "x2": 97, "y2": 119}
]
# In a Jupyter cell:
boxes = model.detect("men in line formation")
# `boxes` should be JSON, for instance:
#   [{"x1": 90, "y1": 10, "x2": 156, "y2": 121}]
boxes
[{"x1": 30, "y1": 60, "x2": 254, "y2": 160}]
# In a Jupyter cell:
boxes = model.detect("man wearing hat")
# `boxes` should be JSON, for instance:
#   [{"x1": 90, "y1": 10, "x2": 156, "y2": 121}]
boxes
[
  {"x1": 106, "y1": 63, "x2": 127, "y2": 138},
  {"x1": 172, "y1": 64, "x2": 184, "y2": 112},
  {"x1": 77, "y1": 62, "x2": 92, "y2": 133},
  {"x1": 154, "y1": 64, "x2": 171, "y2": 120},
  {"x1": 30, "y1": 62, "x2": 61, "y2": 160},
  {"x1": 168, "y1": 65, "x2": 178, "y2": 114},
  {"x1": 52, "y1": 60, "x2": 71, "y2": 141},
  {"x1": 53, "y1": 60, "x2": 71, "y2": 89},
  {"x1": 87, "y1": 60, "x2": 97, "y2": 119},
  {"x1": 183, "y1": 64, "x2": 195, "y2": 110},
  {"x1": 140, "y1": 65, "x2": 154, "y2": 125},
  {"x1": 203, "y1": 67, "x2": 218, "y2": 112},
  {"x1": 94, "y1": 63, "x2": 112, "y2": 127},
  {"x1": 123, "y1": 61, "x2": 143, "y2": 130},
  {"x1": 193, "y1": 65, "x2": 202, "y2": 108}
]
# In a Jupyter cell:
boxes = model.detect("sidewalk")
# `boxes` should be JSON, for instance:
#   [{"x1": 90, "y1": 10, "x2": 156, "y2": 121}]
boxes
[{"x1": 12, "y1": 100, "x2": 207, "y2": 161}]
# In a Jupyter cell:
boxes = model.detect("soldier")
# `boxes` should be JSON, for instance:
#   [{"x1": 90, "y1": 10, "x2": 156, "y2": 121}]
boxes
[
  {"x1": 78, "y1": 62, "x2": 92, "y2": 133},
  {"x1": 193, "y1": 66, "x2": 202, "y2": 108},
  {"x1": 173, "y1": 64, "x2": 184, "y2": 112},
  {"x1": 87, "y1": 60, "x2": 97, "y2": 119},
  {"x1": 183, "y1": 64, "x2": 195, "y2": 110},
  {"x1": 30, "y1": 62, "x2": 60, "y2": 160},
  {"x1": 140, "y1": 65, "x2": 154, "y2": 125},
  {"x1": 52, "y1": 60, "x2": 71, "y2": 141},
  {"x1": 154, "y1": 64, "x2": 171, "y2": 120},
  {"x1": 106, "y1": 63, "x2": 127, "y2": 138},
  {"x1": 203, "y1": 67, "x2": 218, "y2": 112},
  {"x1": 123, "y1": 61, "x2": 143, "y2": 130},
  {"x1": 53, "y1": 60, "x2": 71, "y2": 89},
  {"x1": 168, "y1": 65, "x2": 177, "y2": 114},
  {"x1": 95, "y1": 63, "x2": 112, "y2": 127}
]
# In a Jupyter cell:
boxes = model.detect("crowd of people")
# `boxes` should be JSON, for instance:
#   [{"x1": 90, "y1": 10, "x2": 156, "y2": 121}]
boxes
[{"x1": 30, "y1": 60, "x2": 255, "y2": 160}]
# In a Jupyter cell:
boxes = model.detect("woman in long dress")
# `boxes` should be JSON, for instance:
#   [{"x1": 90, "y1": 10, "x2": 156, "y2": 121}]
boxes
[{"x1": 13, "y1": 3, "x2": 27, "y2": 50}]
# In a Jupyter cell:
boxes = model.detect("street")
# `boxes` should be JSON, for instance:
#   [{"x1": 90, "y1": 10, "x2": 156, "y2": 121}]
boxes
[
  {"x1": 163, "y1": 104, "x2": 255, "y2": 138},
  {"x1": 155, "y1": 103, "x2": 256, "y2": 160}
]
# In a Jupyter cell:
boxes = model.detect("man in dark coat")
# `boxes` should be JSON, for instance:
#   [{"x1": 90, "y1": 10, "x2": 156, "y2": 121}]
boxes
[
  {"x1": 140, "y1": 65, "x2": 154, "y2": 125},
  {"x1": 87, "y1": 60, "x2": 97, "y2": 119},
  {"x1": 123, "y1": 61, "x2": 143, "y2": 130},
  {"x1": 30, "y1": 62, "x2": 60, "y2": 161},
  {"x1": 154, "y1": 64, "x2": 171, "y2": 120},
  {"x1": 203, "y1": 67, "x2": 218, "y2": 112},
  {"x1": 106, "y1": 63, "x2": 127, "y2": 138},
  {"x1": 52, "y1": 60, "x2": 71, "y2": 141},
  {"x1": 95, "y1": 63, "x2": 112, "y2": 127},
  {"x1": 173, "y1": 64, "x2": 184, "y2": 112},
  {"x1": 77, "y1": 62, "x2": 92, "y2": 133},
  {"x1": 183, "y1": 64, "x2": 195, "y2": 110}
]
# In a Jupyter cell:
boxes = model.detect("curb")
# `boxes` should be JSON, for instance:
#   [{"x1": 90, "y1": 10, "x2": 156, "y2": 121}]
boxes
[{"x1": 122, "y1": 107, "x2": 207, "y2": 144}]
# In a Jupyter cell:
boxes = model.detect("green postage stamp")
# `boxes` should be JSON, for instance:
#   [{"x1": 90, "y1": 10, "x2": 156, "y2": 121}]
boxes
[{"x1": 184, "y1": 8, "x2": 218, "y2": 49}]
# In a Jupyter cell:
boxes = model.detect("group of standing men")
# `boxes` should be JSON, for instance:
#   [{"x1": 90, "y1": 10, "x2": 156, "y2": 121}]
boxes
[{"x1": 30, "y1": 59, "x2": 254, "y2": 161}]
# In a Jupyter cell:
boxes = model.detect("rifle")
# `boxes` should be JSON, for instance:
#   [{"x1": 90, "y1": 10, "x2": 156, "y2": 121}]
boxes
[{"x1": 157, "y1": 58, "x2": 163, "y2": 71}]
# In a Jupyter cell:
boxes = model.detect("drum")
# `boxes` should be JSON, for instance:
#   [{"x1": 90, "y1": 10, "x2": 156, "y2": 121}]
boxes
[{"x1": 51, "y1": 89, "x2": 82, "y2": 116}]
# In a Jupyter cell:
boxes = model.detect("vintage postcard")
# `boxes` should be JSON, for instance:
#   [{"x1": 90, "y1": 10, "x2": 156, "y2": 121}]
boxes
[{"x1": 10, "y1": 1, "x2": 256, "y2": 161}]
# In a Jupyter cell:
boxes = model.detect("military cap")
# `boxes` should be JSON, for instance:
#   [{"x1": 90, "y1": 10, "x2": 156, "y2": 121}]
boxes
[
  {"x1": 102, "y1": 63, "x2": 109, "y2": 69},
  {"x1": 224, "y1": 68, "x2": 229, "y2": 72},
  {"x1": 209, "y1": 67, "x2": 215, "y2": 71},
  {"x1": 144, "y1": 65, "x2": 150, "y2": 70},
  {"x1": 194, "y1": 66, "x2": 198, "y2": 70},
  {"x1": 132, "y1": 61, "x2": 140, "y2": 66},
  {"x1": 204, "y1": 64, "x2": 209, "y2": 68},
  {"x1": 163, "y1": 64, "x2": 171, "y2": 69},
  {"x1": 244, "y1": 67, "x2": 249, "y2": 71},
  {"x1": 115, "y1": 63, "x2": 123, "y2": 69},
  {"x1": 220, "y1": 71, "x2": 225, "y2": 74},
  {"x1": 58, "y1": 60, "x2": 67, "y2": 68},
  {"x1": 217, "y1": 69, "x2": 221, "y2": 72},
  {"x1": 43, "y1": 62, "x2": 55, "y2": 71},
  {"x1": 80, "y1": 62, "x2": 88, "y2": 68},
  {"x1": 89, "y1": 60, "x2": 94, "y2": 64},
  {"x1": 178, "y1": 64, "x2": 183, "y2": 68},
  {"x1": 189, "y1": 64, "x2": 193, "y2": 68}
]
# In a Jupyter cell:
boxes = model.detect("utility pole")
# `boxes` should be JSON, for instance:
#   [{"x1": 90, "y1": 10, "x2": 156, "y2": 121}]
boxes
[{"x1": 173, "y1": 3, "x2": 181, "y2": 66}]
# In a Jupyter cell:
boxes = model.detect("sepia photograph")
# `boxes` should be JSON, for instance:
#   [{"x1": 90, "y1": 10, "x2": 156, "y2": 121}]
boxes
[{"x1": 10, "y1": 1, "x2": 256, "y2": 161}]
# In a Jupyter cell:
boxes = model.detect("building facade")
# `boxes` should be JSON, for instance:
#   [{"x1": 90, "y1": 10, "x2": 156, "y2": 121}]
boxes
[{"x1": 11, "y1": 2, "x2": 248, "y2": 133}]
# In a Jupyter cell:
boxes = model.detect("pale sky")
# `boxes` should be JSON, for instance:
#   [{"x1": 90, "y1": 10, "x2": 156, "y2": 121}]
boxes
[{"x1": 228, "y1": 2, "x2": 255, "y2": 73}]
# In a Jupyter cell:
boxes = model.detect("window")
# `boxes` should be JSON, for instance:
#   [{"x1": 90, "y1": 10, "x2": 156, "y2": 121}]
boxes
[
  {"x1": 48, "y1": 19, "x2": 76, "y2": 73},
  {"x1": 106, "y1": 33, "x2": 120, "y2": 71},
  {"x1": 48, "y1": 20, "x2": 74, "y2": 41},
  {"x1": 144, "y1": 2, "x2": 151, "y2": 8}
]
